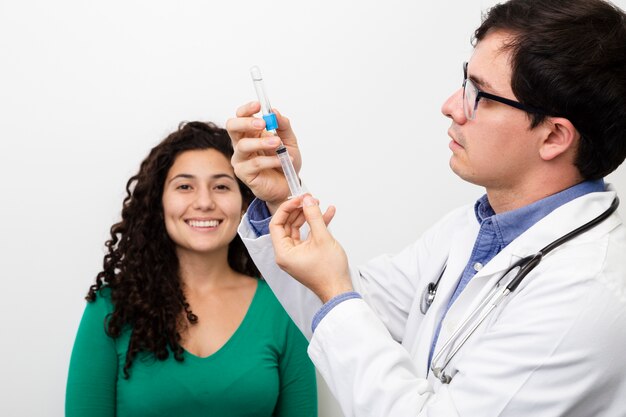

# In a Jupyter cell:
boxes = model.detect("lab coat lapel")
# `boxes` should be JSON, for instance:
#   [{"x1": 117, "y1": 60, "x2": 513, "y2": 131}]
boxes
[
  {"x1": 427, "y1": 238, "x2": 526, "y2": 382},
  {"x1": 410, "y1": 207, "x2": 478, "y2": 378}
]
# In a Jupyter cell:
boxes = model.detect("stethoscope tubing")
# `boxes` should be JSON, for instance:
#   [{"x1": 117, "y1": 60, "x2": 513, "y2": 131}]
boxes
[{"x1": 431, "y1": 284, "x2": 510, "y2": 383}]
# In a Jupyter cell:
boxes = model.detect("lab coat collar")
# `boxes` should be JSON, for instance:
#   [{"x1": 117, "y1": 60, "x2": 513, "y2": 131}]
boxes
[
  {"x1": 505, "y1": 187, "x2": 618, "y2": 261},
  {"x1": 464, "y1": 188, "x2": 618, "y2": 280}
]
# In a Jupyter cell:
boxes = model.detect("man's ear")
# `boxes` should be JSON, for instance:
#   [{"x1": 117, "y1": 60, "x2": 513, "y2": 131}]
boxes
[{"x1": 539, "y1": 117, "x2": 579, "y2": 162}]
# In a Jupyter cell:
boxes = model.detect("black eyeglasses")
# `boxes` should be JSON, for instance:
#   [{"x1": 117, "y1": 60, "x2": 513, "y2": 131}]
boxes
[{"x1": 462, "y1": 62, "x2": 545, "y2": 120}]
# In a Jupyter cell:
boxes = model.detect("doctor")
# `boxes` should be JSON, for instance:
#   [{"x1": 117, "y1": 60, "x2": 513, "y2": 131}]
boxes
[{"x1": 227, "y1": 0, "x2": 626, "y2": 415}]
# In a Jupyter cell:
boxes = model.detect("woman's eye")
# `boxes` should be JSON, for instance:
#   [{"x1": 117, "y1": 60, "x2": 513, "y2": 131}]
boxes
[
  {"x1": 215, "y1": 184, "x2": 230, "y2": 191},
  {"x1": 177, "y1": 184, "x2": 192, "y2": 190}
]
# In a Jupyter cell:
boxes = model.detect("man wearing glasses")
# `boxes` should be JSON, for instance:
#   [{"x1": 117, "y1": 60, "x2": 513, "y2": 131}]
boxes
[{"x1": 227, "y1": 0, "x2": 626, "y2": 415}]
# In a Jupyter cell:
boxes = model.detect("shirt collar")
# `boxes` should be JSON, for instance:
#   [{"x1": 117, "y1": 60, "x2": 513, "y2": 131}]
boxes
[{"x1": 474, "y1": 179, "x2": 605, "y2": 248}]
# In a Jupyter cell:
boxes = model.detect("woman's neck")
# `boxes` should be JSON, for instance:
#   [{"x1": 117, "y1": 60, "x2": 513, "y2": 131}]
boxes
[{"x1": 176, "y1": 247, "x2": 240, "y2": 292}]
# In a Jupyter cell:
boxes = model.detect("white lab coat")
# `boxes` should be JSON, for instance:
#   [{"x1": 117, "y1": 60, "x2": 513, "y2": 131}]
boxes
[{"x1": 238, "y1": 187, "x2": 626, "y2": 416}]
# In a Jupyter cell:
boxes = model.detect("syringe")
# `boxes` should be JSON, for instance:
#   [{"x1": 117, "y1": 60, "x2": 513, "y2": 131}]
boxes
[{"x1": 250, "y1": 66, "x2": 303, "y2": 198}]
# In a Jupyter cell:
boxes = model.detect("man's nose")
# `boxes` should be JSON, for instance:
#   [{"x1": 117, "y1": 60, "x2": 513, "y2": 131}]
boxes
[{"x1": 441, "y1": 87, "x2": 467, "y2": 124}]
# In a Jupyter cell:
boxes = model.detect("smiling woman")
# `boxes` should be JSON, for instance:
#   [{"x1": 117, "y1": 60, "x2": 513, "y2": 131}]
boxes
[
  {"x1": 65, "y1": 122, "x2": 317, "y2": 417},
  {"x1": 162, "y1": 149, "x2": 245, "y2": 263}
]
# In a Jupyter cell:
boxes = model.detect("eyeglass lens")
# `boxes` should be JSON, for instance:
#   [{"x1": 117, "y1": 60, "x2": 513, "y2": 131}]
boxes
[{"x1": 462, "y1": 64, "x2": 478, "y2": 120}]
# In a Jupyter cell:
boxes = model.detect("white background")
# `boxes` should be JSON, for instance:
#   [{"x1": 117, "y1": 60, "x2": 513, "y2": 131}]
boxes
[{"x1": 1, "y1": 1, "x2": 625, "y2": 416}]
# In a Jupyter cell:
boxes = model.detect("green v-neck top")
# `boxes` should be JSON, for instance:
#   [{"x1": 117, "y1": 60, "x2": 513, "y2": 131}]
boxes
[{"x1": 66, "y1": 280, "x2": 317, "y2": 417}]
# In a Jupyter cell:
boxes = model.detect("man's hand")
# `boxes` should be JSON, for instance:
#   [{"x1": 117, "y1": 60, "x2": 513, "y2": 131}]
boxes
[
  {"x1": 269, "y1": 194, "x2": 353, "y2": 303},
  {"x1": 226, "y1": 101, "x2": 302, "y2": 214}
]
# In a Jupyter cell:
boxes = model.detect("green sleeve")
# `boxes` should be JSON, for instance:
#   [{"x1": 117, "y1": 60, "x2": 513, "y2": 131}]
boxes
[
  {"x1": 273, "y1": 320, "x2": 318, "y2": 417},
  {"x1": 66, "y1": 293, "x2": 118, "y2": 417}
]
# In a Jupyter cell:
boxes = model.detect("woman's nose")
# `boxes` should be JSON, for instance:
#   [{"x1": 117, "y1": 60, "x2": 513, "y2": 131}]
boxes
[{"x1": 193, "y1": 189, "x2": 216, "y2": 210}]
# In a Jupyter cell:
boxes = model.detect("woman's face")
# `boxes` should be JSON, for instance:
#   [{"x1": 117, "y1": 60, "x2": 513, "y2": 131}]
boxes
[{"x1": 162, "y1": 148, "x2": 243, "y2": 258}]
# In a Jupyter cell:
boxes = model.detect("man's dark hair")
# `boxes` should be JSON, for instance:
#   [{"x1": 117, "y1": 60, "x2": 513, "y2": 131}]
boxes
[{"x1": 475, "y1": 0, "x2": 626, "y2": 180}]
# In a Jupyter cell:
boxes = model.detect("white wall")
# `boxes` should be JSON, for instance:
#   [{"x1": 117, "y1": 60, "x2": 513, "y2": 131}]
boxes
[{"x1": 1, "y1": 1, "x2": 625, "y2": 416}]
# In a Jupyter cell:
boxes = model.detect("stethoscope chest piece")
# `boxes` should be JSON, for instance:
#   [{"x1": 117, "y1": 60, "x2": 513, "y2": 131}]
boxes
[
  {"x1": 421, "y1": 265, "x2": 446, "y2": 314},
  {"x1": 420, "y1": 282, "x2": 438, "y2": 314}
]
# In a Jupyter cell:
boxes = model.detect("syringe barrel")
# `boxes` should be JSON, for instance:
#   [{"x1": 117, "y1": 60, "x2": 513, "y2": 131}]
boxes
[{"x1": 276, "y1": 146, "x2": 302, "y2": 197}]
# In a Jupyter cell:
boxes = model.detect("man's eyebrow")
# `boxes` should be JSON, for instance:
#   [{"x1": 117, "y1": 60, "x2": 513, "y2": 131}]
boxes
[{"x1": 469, "y1": 73, "x2": 493, "y2": 91}]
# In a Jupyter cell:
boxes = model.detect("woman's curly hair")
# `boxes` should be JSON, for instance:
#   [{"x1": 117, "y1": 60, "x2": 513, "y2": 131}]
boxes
[{"x1": 86, "y1": 121, "x2": 260, "y2": 378}]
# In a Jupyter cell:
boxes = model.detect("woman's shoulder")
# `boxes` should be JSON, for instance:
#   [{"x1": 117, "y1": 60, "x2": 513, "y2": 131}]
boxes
[
  {"x1": 250, "y1": 279, "x2": 309, "y2": 350},
  {"x1": 252, "y1": 279, "x2": 293, "y2": 320},
  {"x1": 84, "y1": 285, "x2": 115, "y2": 315},
  {"x1": 254, "y1": 278, "x2": 275, "y2": 302}
]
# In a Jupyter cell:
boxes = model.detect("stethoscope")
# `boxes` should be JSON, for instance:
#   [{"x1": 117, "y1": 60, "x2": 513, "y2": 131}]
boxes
[{"x1": 421, "y1": 196, "x2": 619, "y2": 384}]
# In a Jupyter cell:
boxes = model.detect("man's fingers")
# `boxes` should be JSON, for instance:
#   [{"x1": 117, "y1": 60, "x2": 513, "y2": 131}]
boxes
[
  {"x1": 226, "y1": 102, "x2": 267, "y2": 143},
  {"x1": 290, "y1": 210, "x2": 307, "y2": 231},
  {"x1": 269, "y1": 196, "x2": 306, "y2": 253},
  {"x1": 302, "y1": 195, "x2": 332, "y2": 239},
  {"x1": 273, "y1": 108, "x2": 290, "y2": 129},
  {"x1": 282, "y1": 204, "x2": 303, "y2": 239},
  {"x1": 233, "y1": 155, "x2": 283, "y2": 180},
  {"x1": 284, "y1": 198, "x2": 331, "y2": 236},
  {"x1": 236, "y1": 101, "x2": 261, "y2": 117},
  {"x1": 270, "y1": 195, "x2": 305, "y2": 229},
  {"x1": 226, "y1": 117, "x2": 264, "y2": 140},
  {"x1": 273, "y1": 109, "x2": 297, "y2": 145},
  {"x1": 233, "y1": 137, "x2": 281, "y2": 158},
  {"x1": 285, "y1": 204, "x2": 304, "y2": 226},
  {"x1": 322, "y1": 205, "x2": 336, "y2": 227}
]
